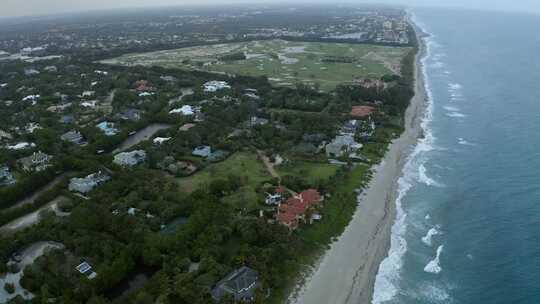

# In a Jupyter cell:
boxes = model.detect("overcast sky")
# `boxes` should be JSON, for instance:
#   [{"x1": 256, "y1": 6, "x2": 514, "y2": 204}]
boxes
[{"x1": 1, "y1": 0, "x2": 539, "y2": 18}]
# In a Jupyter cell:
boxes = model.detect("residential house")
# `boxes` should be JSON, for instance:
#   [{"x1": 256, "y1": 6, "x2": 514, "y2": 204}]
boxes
[
  {"x1": 22, "y1": 94, "x2": 40, "y2": 104},
  {"x1": 24, "y1": 122, "x2": 41, "y2": 133},
  {"x1": 244, "y1": 92, "x2": 260, "y2": 100},
  {"x1": 203, "y1": 80, "x2": 231, "y2": 92},
  {"x1": 113, "y1": 150, "x2": 146, "y2": 167},
  {"x1": 138, "y1": 92, "x2": 154, "y2": 97},
  {"x1": 211, "y1": 266, "x2": 259, "y2": 302},
  {"x1": 0, "y1": 166, "x2": 16, "y2": 186},
  {"x1": 59, "y1": 115, "x2": 75, "y2": 124},
  {"x1": 340, "y1": 120, "x2": 359, "y2": 135},
  {"x1": 17, "y1": 151, "x2": 52, "y2": 172},
  {"x1": 69, "y1": 171, "x2": 111, "y2": 194},
  {"x1": 81, "y1": 100, "x2": 98, "y2": 108},
  {"x1": 0, "y1": 130, "x2": 12, "y2": 141},
  {"x1": 61, "y1": 130, "x2": 86, "y2": 146},
  {"x1": 153, "y1": 137, "x2": 171, "y2": 145},
  {"x1": 48, "y1": 103, "x2": 72, "y2": 113},
  {"x1": 96, "y1": 122, "x2": 118, "y2": 136},
  {"x1": 75, "y1": 262, "x2": 97, "y2": 280},
  {"x1": 117, "y1": 109, "x2": 141, "y2": 121},
  {"x1": 350, "y1": 105, "x2": 376, "y2": 118},
  {"x1": 325, "y1": 135, "x2": 362, "y2": 158},
  {"x1": 265, "y1": 192, "x2": 283, "y2": 205},
  {"x1": 24, "y1": 68, "x2": 40, "y2": 76},
  {"x1": 6, "y1": 142, "x2": 36, "y2": 150},
  {"x1": 248, "y1": 116, "x2": 269, "y2": 127},
  {"x1": 44, "y1": 65, "x2": 57, "y2": 73},
  {"x1": 81, "y1": 91, "x2": 95, "y2": 98},
  {"x1": 169, "y1": 105, "x2": 200, "y2": 116},
  {"x1": 192, "y1": 145, "x2": 212, "y2": 158},
  {"x1": 134, "y1": 80, "x2": 155, "y2": 92},
  {"x1": 277, "y1": 189, "x2": 323, "y2": 231}
]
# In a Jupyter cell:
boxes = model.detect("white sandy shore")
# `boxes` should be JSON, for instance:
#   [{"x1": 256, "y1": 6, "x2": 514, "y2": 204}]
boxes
[{"x1": 290, "y1": 26, "x2": 428, "y2": 304}]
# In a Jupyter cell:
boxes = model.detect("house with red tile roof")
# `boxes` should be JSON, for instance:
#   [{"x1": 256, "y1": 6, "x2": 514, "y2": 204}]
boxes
[
  {"x1": 276, "y1": 189, "x2": 323, "y2": 231},
  {"x1": 350, "y1": 105, "x2": 376, "y2": 118},
  {"x1": 134, "y1": 80, "x2": 155, "y2": 92}
]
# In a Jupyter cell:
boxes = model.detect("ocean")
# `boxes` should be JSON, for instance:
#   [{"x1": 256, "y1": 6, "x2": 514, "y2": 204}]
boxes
[{"x1": 373, "y1": 7, "x2": 540, "y2": 304}]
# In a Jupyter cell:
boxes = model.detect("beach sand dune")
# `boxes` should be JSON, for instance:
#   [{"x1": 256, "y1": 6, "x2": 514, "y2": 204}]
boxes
[{"x1": 291, "y1": 24, "x2": 427, "y2": 304}]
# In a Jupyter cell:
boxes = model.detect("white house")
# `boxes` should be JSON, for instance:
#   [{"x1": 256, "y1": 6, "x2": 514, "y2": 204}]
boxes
[
  {"x1": 81, "y1": 100, "x2": 98, "y2": 108},
  {"x1": 6, "y1": 142, "x2": 36, "y2": 150},
  {"x1": 22, "y1": 94, "x2": 40, "y2": 105},
  {"x1": 169, "y1": 105, "x2": 200, "y2": 115},
  {"x1": 153, "y1": 137, "x2": 171, "y2": 145},
  {"x1": 203, "y1": 81, "x2": 231, "y2": 92},
  {"x1": 81, "y1": 91, "x2": 95, "y2": 98}
]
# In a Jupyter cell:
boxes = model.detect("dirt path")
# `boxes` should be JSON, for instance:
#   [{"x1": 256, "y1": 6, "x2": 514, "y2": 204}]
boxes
[
  {"x1": 168, "y1": 88, "x2": 194, "y2": 105},
  {"x1": 257, "y1": 150, "x2": 280, "y2": 181},
  {"x1": 0, "y1": 196, "x2": 71, "y2": 233}
]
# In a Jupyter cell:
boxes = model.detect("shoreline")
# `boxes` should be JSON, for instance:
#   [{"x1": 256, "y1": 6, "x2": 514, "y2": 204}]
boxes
[{"x1": 289, "y1": 20, "x2": 428, "y2": 304}]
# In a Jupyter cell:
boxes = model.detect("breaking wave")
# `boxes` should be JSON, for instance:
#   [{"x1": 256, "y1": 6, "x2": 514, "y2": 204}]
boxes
[
  {"x1": 422, "y1": 226, "x2": 442, "y2": 247},
  {"x1": 424, "y1": 245, "x2": 444, "y2": 274},
  {"x1": 418, "y1": 164, "x2": 443, "y2": 187},
  {"x1": 446, "y1": 112, "x2": 466, "y2": 118}
]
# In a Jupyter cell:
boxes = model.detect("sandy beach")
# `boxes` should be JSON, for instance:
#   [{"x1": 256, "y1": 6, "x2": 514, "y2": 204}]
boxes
[{"x1": 290, "y1": 25, "x2": 428, "y2": 304}]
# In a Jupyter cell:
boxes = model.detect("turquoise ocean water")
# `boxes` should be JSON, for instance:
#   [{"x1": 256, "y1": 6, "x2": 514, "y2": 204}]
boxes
[{"x1": 372, "y1": 7, "x2": 540, "y2": 304}]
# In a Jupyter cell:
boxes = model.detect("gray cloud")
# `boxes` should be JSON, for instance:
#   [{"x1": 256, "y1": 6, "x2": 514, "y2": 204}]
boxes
[{"x1": 1, "y1": 0, "x2": 539, "y2": 18}]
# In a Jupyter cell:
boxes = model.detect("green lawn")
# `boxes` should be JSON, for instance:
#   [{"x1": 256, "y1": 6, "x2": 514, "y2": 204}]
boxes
[
  {"x1": 277, "y1": 161, "x2": 339, "y2": 185},
  {"x1": 177, "y1": 152, "x2": 271, "y2": 193},
  {"x1": 102, "y1": 39, "x2": 411, "y2": 91}
]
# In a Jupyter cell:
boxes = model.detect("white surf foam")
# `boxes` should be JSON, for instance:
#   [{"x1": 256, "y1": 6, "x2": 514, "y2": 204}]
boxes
[
  {"x1": 417, "y1": 282, "x2": 451, "y2": 302},
  {"x1": 446, "y1": 112, "x2": 466, "y2": 118},
  {"x1": 458, "y1": 137, "x2": 475, "y2": 145},
  {"x1": 372, "y1": 13, "x2": 437, "y2": 304},
  {"x1": 443, "y1": 106, "x2": 460, "y2": 112},
  {"x1": 418, "y1": 164, "x2": 443, "y2": 187},
  {"x1": 421, "y1": 226, "x2": 442, "y2": 246},
  {"x1": 424, "y1": 245, "x2": 444, "y2": 274}
]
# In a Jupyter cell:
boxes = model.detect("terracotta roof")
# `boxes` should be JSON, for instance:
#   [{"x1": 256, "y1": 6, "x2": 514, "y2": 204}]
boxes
[
  {"x1": 277, "y1": 212, "x2": 297, "y2": 224},
  {"x1": 350, "y1": 106, "x2": 376, "y2": 118},
  {"x1": 300, "y1": 189, "x2": 322, "y2": 206}
]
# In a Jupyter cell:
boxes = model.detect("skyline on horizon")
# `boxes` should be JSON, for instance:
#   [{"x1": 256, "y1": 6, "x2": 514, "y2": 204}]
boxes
[{"x1": 1, "y1": 0, "x2": 540, "y2": 18}]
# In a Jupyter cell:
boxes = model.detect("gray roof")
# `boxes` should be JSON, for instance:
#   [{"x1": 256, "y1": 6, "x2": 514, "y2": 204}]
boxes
[
  {"x1": 61, "y1": 130, "x2": 85, "y2": 145},
  {"x1": 211, "y1": 266, "x2": 259, "y2": 302}
]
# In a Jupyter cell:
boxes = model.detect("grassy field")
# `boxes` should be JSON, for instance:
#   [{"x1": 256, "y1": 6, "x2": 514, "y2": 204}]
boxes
[
  {"x1": 102, "y1": 39, "x2": 411, "y2": 91},
  {"x1": 277, "y1": 161, "x2": 339, "y2": 185},
  {"x1": 177, "y1": 152, "x2": 271, "y2": 193}
]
